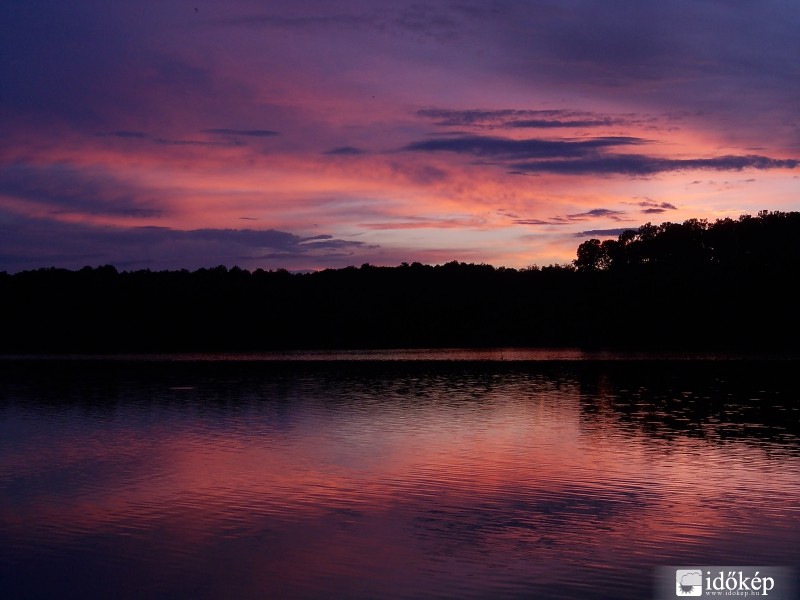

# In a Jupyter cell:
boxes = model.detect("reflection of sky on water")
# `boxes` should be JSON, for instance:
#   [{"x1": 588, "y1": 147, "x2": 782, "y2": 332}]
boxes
[{"x1": 0, "y1": 361, "x2": 798, "y2": 599}]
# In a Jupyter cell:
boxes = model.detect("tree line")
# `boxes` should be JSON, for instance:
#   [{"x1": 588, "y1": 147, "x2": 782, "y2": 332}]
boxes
[{"x1": 1, "y1": 210, "x2": 798, "y2": 353}]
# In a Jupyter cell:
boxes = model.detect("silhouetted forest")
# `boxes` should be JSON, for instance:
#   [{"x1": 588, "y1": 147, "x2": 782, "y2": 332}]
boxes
[{"x1": 2, "y1": 210, "x2": 799, "y2": 353}]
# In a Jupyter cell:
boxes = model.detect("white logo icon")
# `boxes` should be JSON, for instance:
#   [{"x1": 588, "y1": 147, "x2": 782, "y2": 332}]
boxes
[{"x1": 676, "y1": 570, "x2": 703, "y2": 596}]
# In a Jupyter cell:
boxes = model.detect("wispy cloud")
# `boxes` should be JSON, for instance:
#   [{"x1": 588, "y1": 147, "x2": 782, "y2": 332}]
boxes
[
  {"x1": 324, "y1": 146, "x2": 366, "y2": 156},
  {"x1": 391, "y1": 3, "x2": 463, "y2": 42},
  {"x1": 224, "y1": 5, "x2": 467, "y2": 43},
  {"x1": 567, "y1": 208, "x2": 628, "y2": 221},
  {"x1": 575, "y1": 228, "x2": 632, "y2": 237},
  {"x1": 360, "y1": 215, "x2": 486, "y2": 230},
  {"x1": 155, "y1": 138, "x2": 241, "y2": 147},
  {"x1": 204, "y1": 128, "x2": 280, "y2": 137},
  {"x1": 416, "y1": 108, "x2": 624, "y2": 129},
  {"x1": 405, "y1": 132, "x2": 797, "y2": 177},
  {"x1": 0, "y1": 214, "x2": 372, "y2": 272},
  {"x1": 507, "y1": 118, "x2": 617, "y2": 129},
  {"x1": 403, "y1": 135, "x2": 647, "y2": 159},
  {"x1": 625, "y1": 200, "x2": 678, "y2": 214},
  {"x1": 628, "y1": 200, "x2": 677, "y2": 210},
  {"x1": 514, "y1": 208, "x2": 630, "y2": 226},
  {"x1": 513, "y1": 219, "x2": 571, "y2": 226},
  {"x1": 96, "y1": 129, "x2": 279, "y2": 147},
  {"x1": 513, "y1": 154, "x2": 799, "y2": 176},
  {"x1": 0, "y1": 164, "x2": 163, "y2": 219},
  {"x1": 96, "y1": 131, "x2": 148, "y2": 139},
  {"x1": 222, "y1": 13, "x2": 373, "y2": 31}
]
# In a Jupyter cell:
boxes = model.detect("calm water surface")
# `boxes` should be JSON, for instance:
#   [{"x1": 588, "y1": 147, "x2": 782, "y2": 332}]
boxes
[{"x1": 1, "y1": 354, "x2": 798, "y2": 599}]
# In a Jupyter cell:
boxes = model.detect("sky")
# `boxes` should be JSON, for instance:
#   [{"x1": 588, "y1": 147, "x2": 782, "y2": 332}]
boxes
[{"x1": 1, "y1": 0, "x2": 799, "y2": 272}]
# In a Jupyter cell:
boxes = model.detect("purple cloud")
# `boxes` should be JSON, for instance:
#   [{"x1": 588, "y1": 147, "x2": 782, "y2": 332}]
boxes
[
  {"x1": 513, "y1": 154, "x2": 798, "y2": 176},
  {"x1": 203, "y1": 129, "x2": 280, "y2": 137},
  {"x1": 0, "y1": 214, "x2": 371, "y2": 273},
  {"x1": 515, "y1": 208, "x2": 629, "y2": 225},
  {"x1": 403, "y1": 135, "x2": 646, "y2": 159},
  {"x1": 324, "y1": 146, "x2": 366, "y2": 156}
]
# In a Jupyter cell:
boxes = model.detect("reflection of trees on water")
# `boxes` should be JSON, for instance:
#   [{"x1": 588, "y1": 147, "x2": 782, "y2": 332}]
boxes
[
  {"x1": 2, "y1": 356, "x2": 797, "y2": 456},
  {"x1": 576, "y1": 361, "x2": 800, "y2": 451}
]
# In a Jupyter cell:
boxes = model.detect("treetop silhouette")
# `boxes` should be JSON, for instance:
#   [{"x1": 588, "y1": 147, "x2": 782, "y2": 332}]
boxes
[{"x1": 2, "y1": 210, "x2": 799, "y2": 353}]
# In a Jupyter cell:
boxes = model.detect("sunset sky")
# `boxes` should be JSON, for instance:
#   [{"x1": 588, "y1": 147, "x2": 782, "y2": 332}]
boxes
[{"x1": 2, "y1": 0, "x2": 799, "y2": 272}]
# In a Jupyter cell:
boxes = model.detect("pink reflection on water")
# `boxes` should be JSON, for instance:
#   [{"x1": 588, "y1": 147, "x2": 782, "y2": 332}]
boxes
[{"x1": 1, "y1": 370, "x2": 799, "y2": 598}]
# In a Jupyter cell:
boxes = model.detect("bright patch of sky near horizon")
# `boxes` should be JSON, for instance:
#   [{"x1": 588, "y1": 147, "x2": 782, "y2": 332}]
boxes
[{"x1": 1, "y1": 0, "x2": 798, "y2": 272}]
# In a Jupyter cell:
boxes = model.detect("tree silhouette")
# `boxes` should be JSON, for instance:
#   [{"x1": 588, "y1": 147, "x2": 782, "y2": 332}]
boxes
[{"x1": 1, "y1": 210, "x2": 799, "y2": 353}]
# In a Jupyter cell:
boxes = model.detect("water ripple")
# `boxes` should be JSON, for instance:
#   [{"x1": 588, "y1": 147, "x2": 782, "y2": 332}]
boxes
[{"x1": 1, "y1": 360, "x2": 798, "y2": 599}]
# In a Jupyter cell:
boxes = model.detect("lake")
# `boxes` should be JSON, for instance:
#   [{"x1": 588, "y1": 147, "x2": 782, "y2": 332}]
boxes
[{"x1": 1, "y1": 352, "x2": 798, "y2": 599}]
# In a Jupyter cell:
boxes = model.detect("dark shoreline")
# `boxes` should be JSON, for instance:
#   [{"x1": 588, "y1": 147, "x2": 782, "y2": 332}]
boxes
[{"x1": 3, "y1": 211, "x2": 799, "y2": 354}]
